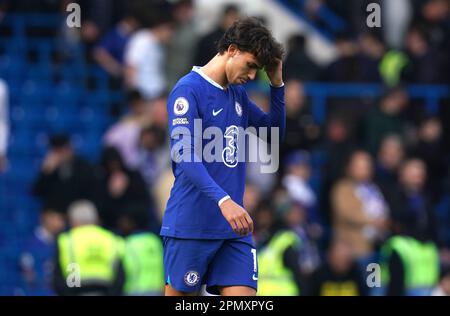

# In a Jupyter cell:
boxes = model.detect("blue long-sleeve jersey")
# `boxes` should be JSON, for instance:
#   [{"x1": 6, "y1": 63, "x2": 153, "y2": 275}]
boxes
[{"x1": 160, "y1": 67, "x2": 285, "y2": 239}]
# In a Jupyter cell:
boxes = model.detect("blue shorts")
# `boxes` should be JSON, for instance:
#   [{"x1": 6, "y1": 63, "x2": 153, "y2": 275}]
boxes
[{"x1": 163, "y1": 237, "x2": 258, "y2": 294}]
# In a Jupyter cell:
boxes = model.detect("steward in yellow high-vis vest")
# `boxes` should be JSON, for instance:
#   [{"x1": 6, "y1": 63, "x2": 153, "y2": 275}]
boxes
[
  {"x1": 257, "y1": 230, "x2": 301, "y2": 296},
  {"x1": 115, "y1": 204, "x2": 165, "y2": 296},
  {"x1": 123, "y1": 232, "x2": 164, "y2": 295},
  {"x1": 53, "y1": 200, "x2": 125, "y2": 296},
  {"x1": 379, "y1": 235, "x2": 439, "y2": 296}
]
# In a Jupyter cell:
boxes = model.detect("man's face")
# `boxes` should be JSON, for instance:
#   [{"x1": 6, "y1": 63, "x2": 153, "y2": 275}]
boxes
[
  {"x1": 41, "y1": 211, "x2": 65, "y2": 236},
  {"x1": 53, "y1": 145, "x2": 73, "y2": 163},
  {"x1": 225, "y1": 47, "x2": 261, "y2": 85},
  {"x1": 400, "y1": 160, "x2": 426, "y2": 191},
  {"x1": 157, "y1": 23, "x2": 175, "y2": 44},
  {"x1": 285, "y1": 80, "x2": 305, "y2": 113},
  {"x1": 348, "y1": 152, "x2": 373, "y2": 182},
  {"x1": 378, "y1": 136, "x2": 404, "y2": 170},
  {"x1": 131, "y1": 99, "x2": 146, "y2": 116}
]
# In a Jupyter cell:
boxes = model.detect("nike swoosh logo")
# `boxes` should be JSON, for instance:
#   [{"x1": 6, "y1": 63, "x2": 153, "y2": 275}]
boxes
[
  {"x1": 252, "y1": 274, "x2": 258, "y2": 281},
  {"x1": 212, "y1": 108, "x2": 223, "y2": 116}
]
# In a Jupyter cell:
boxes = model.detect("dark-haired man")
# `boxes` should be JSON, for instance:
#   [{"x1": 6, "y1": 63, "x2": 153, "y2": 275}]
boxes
[{"x1": 161, "y1": 17, "x2": 285, "y2": 296}]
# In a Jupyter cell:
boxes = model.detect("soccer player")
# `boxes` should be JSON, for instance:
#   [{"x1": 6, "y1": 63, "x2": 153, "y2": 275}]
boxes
[{"x1": 161, "y1": 17, "x2": 285, "y2": 296}]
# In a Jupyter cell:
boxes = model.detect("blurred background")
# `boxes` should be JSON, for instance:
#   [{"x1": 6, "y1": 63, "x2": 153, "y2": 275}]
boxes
[{"x1": 0, "y1": 0, "x2": 449, "y2": 296}]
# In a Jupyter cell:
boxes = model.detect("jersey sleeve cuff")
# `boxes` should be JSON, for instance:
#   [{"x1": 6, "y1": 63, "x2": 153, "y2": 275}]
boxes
[
  {"x1": 269, "y1": 82, "x2": 285, "y2": 88},
  {"x1": 218, "y1": 195, "x2": 231, "y2": 207}
]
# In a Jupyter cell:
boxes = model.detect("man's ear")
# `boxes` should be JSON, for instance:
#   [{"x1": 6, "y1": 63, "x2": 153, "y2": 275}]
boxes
[{"x1": 227, "y1": 44, "x2": 239, "y2": 57}]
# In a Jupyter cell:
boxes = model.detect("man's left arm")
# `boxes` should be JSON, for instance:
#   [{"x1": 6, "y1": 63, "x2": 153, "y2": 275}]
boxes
[{"x1": 246, "y1": 59, "x2": 285, "y2": 141}]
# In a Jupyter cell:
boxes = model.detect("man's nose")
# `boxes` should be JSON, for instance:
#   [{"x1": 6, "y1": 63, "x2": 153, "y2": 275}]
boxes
[{"x1": 248, "y1": 69, "x2": 257, "y2": 81}]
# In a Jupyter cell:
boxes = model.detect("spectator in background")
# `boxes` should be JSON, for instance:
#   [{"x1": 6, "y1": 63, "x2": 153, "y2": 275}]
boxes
[
  {"x1": 257, "y1": 200, "x2": 302, "y2": 296},
  {"x1": 402, "y1": 25, "x2": 445, "y2": 83},
  {"x1": 409, "y1": 116, "x2": 447, "y2": 202},
  {"x1": 94, "y1": 147, "x2": 152, "y2": 231},
  {"x1": 147, "y1": 93, "x2": 169, "y2": 129},
  {"x1": 320, "y1": 115, "x2": 358, "y2": 226},
  {"x1": 0, "y1": 79, "x2": 8, "y2": 172},
  {"x1": 331, "y1": 150, "x2": 390, "y2": 263},
  {"x1": 243, "y1": 182, "x2": 262, "y2": 217},
  {"x1": 365, "y1": 86, "x2": 410, "y2": 155},
  {"x1": 375, "y1": 134, "x2": 405, "y2": 193},
  {"x1": 356, "y1": 32, "x2": 384, "y2": 82},
  {"x1": 165, "y1": 0, "x2": 198, "y2": 89},
  {"x1": 379, "y1": 195, "x2": 440, "y2": 295},
  {"x1": 104, "y1": 90, "x2": 151, "y2": 170},
  {"x1": 324, "y1": 0, "x2": 374, "y2": 35},
  {"x1": 19, "y1": 207, "x2": 65, "y2": 296},
  {"x1": 93, "y1": 11, "x2": 140, "y2": 80},
  {"x1": 321, "y1": 33, "x2": 359, "y2": 82},
  {"x1": 53, "y1": 200, "x2": 125, "y2": 296},
  {"x1": 323, "y1": 115, "x2": 358, "y2": 183},
  {"x1": 419, "y1": 0, "x2": 450, "y2": 50},
  {"x1": 419, "y1": 0, "x2": 450, "y2": 83},
  {"x1": 117, "y1": 204, "x2": 164, "y2": 295},
  {"x1": 137, "y1": 124, "x2": 169, "y2": 189},
  {"x1": 32, "y1": 134, "x2": 95, "y2": 214},
  {"x1": 55, "y1": 0, "x2": 126, "y2": 63},
  {"x1": 193, "y1": 4, "x2": 240, "y2": 66},
  {"x1": 254, "y1": 202, "x2": 276, "y2": 248},
  {"x1": 124, "y1": 7, "x2": 174, "y2": 100},
  {"x1": 277, "y1": 198, "x2": 322, "y2": 277},
  {"x1": 282, "y1": 150, "x2": 321, "y2": 228},
  {"x1": 77, "y1": 0, "x2": 129, "y2": 43},
  {"x1": 305, "y1": 237, "x2": 367, "y2": 296},
  {"x1": 283, "y1": 34, "x2": 321, "y2": 81},
  {"x1": 281, "y1": 80, "x2": 320, "y2": 163},
  {"x1": 389, "y1": 158, "x2": 438, "y2": 244}
]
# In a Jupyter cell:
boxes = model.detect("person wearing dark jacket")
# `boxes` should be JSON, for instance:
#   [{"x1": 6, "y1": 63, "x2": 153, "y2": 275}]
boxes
[
  {"x1": 280, "y1": 80, "x2": 321, "y2": 165},
  {"x1": 193, "y1": 4, "x2": 240, "y2": 66},
  {"x1": 380, "y1": 158, "x2": 440, "y2": 296},
  {"x1": 388, "y1": 158, "x2": 438, "y2": 244},
  {"x1": 32, "y1": 134, "x2": 95, "y2": 214},
  {"x1": 283, "y1": 34, "x2": 321, "y2": 81},
  {"x1": 305, "y1": 237, "x2": 367, "y2": 296},
  {"x1": 257, "y1": 198, "x2": 320, "y2": 296},
  {"x1": 94, "y1": 147, "x2": 152, "y2": 231}
]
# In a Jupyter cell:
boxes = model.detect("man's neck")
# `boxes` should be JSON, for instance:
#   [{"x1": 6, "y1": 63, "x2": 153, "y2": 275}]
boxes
[{"x1": 201, "y1": 54, "x2": 229, "y2": 89}]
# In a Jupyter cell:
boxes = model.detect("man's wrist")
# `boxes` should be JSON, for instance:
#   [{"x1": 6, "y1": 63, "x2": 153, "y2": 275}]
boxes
[
  {"x1": 218, "y1": 195, "x2": 231, "y2": 207},
  {"x1": 269, "y1": 80, "x2": 284, "y2": 88}
]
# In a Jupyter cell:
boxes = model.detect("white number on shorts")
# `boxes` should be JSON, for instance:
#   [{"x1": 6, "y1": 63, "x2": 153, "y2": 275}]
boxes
[{"x1": 251, "y1": 248, "x2": 257, "y2": 272}]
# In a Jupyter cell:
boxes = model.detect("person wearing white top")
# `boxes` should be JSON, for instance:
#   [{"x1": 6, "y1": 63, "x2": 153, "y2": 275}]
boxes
[{"x1": 124, "y1": 11, "x2": 174, "y2": 100}]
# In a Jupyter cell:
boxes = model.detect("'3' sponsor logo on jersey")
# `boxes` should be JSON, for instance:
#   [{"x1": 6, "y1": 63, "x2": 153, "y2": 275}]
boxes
[{"x1": 222, "y1": 125, "x2": 239, "y2": 168}]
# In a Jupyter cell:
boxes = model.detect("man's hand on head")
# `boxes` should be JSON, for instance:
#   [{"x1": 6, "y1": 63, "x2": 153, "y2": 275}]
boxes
[{"x1": 265, "y1": 58, "x2": 283, "y2": 87}]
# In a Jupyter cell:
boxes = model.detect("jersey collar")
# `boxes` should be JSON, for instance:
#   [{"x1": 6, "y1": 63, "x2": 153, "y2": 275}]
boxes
[{"x1": 192, "y1": 66, "x2": 225, "y2": 90}]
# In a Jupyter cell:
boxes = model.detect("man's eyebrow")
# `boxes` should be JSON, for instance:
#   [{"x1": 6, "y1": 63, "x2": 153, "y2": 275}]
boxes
[{"x1": 250, "y1": 61, "x2": 262, "y2": 69}]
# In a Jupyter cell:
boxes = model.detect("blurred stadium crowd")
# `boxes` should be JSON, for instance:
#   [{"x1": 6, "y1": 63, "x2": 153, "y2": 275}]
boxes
[{"x1": 0, "y1": 0, "x2": 449, "y2": 296}]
